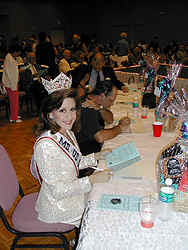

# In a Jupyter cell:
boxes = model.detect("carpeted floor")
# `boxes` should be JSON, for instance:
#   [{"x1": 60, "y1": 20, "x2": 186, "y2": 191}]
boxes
[{"x1": 0, "y1": 105, "x2": 75, "y2": 249}]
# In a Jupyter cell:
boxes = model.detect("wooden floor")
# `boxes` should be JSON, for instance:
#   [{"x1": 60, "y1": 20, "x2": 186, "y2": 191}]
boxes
[{"x1": 0, "y1": 107, "x2": 75, "y2": 249}]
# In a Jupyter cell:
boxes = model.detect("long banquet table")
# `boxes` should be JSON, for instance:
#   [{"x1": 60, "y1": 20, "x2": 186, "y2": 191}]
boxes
[
  {"x1": 98, "y1": 90, "x2": 176, "y2": 182},
  {"x1": 76, "y1": 90, "x2": 188, "y2": 250},
  {"x1": 114, "y1": 64, "x2": 188, "y2": 93}
]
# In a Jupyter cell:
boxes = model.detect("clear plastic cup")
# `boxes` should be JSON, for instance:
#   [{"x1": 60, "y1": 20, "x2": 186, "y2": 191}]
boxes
[
  {"x1": 139, "y1": 195, "x2": 158, "y2": 228},
  {"x1": 141, "y1": 107, "x2": 148, "y2": 119}
]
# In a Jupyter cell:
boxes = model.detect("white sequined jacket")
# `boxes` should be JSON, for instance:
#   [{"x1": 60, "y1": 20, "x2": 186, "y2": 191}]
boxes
[{"x1": 34, "y1": 130, "x2": 97, "y2": 225}]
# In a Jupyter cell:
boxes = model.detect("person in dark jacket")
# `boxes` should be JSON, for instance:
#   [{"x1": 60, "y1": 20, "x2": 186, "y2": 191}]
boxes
[{"x1": 87, "y1": 52, "x2": 128, "y2": 93}]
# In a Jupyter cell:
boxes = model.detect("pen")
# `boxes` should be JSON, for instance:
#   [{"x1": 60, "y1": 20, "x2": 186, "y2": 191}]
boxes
[
  {"x1": 113, "y1": 176, "x2": 143, "y2": 180},
  {"x1": 90, "y1": 166, "x2": 105, "y2": 171}
]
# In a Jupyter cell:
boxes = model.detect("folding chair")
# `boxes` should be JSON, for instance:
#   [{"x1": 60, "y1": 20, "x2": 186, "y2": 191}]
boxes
[{"x1": 0, "y1": 144, "x2": 78, "y2": 249}]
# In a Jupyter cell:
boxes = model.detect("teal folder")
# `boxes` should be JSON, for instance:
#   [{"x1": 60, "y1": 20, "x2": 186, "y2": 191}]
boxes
[
  {"x1": 97, "y1": 194, "x2": 141, "y2": 212},
  {"x1": 105, "y1": 141, "x2": 141, "y2": 172}
]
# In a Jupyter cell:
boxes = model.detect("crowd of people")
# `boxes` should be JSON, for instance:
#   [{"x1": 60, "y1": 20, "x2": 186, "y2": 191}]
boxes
[
  {"x1": 1, "y1": 30, "x2": 188, "y2": 248},
  {"x1": 1, "y1": 32, "x2": 188, "y2": 116}
]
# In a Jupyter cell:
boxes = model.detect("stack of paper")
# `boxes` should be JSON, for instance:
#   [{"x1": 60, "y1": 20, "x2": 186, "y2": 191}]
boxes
[{"x1": 105, "y1": 141, "x2": 141, "y2": 172}]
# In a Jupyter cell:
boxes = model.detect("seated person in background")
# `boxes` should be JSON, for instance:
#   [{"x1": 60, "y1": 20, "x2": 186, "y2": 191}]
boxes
[
  {"x1": 71, "y1": 50, "x2": 88, "y2": 70},
  {"x1": 182, "y1": 43, "x2": 188, "y2": 65},
  {"x1": 70, "y1": 63, "x2": 90, "y2": 97},
  {"x1": 19, "y1": 51, "x2": 48, "y2": 114},
  {"x1": 87, "y1": 52, "x2": 128, "y2": 93},
  {"x1": 133, "y1": 46, "x2": 143, "y2": 64},
  {"x1": 31, "y1": 87, "x2": 112, "y2": 228},
  {"x1": 176, "y1": 44, "x2": 186, "y2": 63},
  {"x1": 75, "y1": 79, "x2": 130, "y2": 156},
  {"x1": 70, "y1": 33, "x2": 89, "y2": 60},
  {"x1": 126, "y1": 48, "x2": 138, "y2": 66},
  {"x1": 55, "y1": 42, "x2": 64, "y2": 63},
  {"x1": 58, "y1": 49, "x2": 72, "y2": 74}
]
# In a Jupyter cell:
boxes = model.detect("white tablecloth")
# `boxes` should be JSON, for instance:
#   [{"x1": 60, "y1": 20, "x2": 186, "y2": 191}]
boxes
[
  {"x1": 115, "y1": 70, "x2": 188, "y2": 92},
  {"x1": 99, "y1": 90, "x2": 176, "y2": 182},
  {"x1": 76, "y1": 178, "x2": 188, "y2": 250},
  {"x1": 76, "y1": 91, "x2": 188, "y2": 250}
]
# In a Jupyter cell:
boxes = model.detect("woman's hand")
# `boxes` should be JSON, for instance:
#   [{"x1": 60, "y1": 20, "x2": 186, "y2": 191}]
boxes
[
  {"x1": 89, "y1": 169, "x2": 113, "y2": 184},
  {"x1": 118, "y1": 116, "x2": 131, "y2": 132},
  {"x1": 82, "y1": 99, "x2": 100, "y2": 110},
  {"x1": 94, "y1": 149, "x2": 112, "y2": 160}
]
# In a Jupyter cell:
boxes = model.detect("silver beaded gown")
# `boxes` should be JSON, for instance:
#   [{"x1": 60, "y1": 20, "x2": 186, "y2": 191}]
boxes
[{"x1": 34, "y1": 130, "x2": 97, "y2": 226}]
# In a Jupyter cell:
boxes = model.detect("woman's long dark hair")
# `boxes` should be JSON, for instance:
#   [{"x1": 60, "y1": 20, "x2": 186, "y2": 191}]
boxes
[{"x1": 33, "y1": 88, "x2": 81, "y2": 137}]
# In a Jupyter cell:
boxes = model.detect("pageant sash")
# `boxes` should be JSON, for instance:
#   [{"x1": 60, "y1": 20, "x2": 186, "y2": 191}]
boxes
[{"x1": 30, "y1": 131, "x2": 82, "y2": 184}]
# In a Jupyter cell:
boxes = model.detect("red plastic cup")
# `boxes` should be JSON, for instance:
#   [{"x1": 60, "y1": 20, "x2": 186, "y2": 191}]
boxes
[{"x1": 152, "y1": 122, "x2": 163, "y2": 137}]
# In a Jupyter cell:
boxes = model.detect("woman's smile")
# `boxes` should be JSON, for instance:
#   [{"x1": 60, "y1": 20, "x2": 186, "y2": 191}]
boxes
[{"x1": 51, "y1": 97, "x2": 77, "y2": 131}]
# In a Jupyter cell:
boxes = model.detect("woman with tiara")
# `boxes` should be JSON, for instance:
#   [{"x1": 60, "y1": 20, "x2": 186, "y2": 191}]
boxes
[{"x1": 30, "y1": 72, "x2": 112, "y2": 229}]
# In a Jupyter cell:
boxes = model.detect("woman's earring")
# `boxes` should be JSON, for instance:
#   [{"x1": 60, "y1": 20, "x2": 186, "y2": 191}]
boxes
[{"x1": 49, "y1": 114, "x2": 54, "y2": 120}]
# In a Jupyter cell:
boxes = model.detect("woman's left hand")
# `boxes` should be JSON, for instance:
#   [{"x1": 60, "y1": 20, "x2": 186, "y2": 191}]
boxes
[
  {"x1": 82, "y1": 99, "x2": 100, "y2": 110},
  {"x1": 94, "y1": 149, "x2": 112, "y2": 160}
]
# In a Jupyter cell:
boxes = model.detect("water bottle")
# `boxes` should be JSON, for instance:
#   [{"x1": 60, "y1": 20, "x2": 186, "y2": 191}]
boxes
[
  {"x1": 139, "y1": 71, "x2": 144, "y2": 83},
  {"x1": 132, "y1": 95, "x2": 139, "y2": 117},
  {"x1": 159, "y1": 178, "x2": 175, "y2": 221}
]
